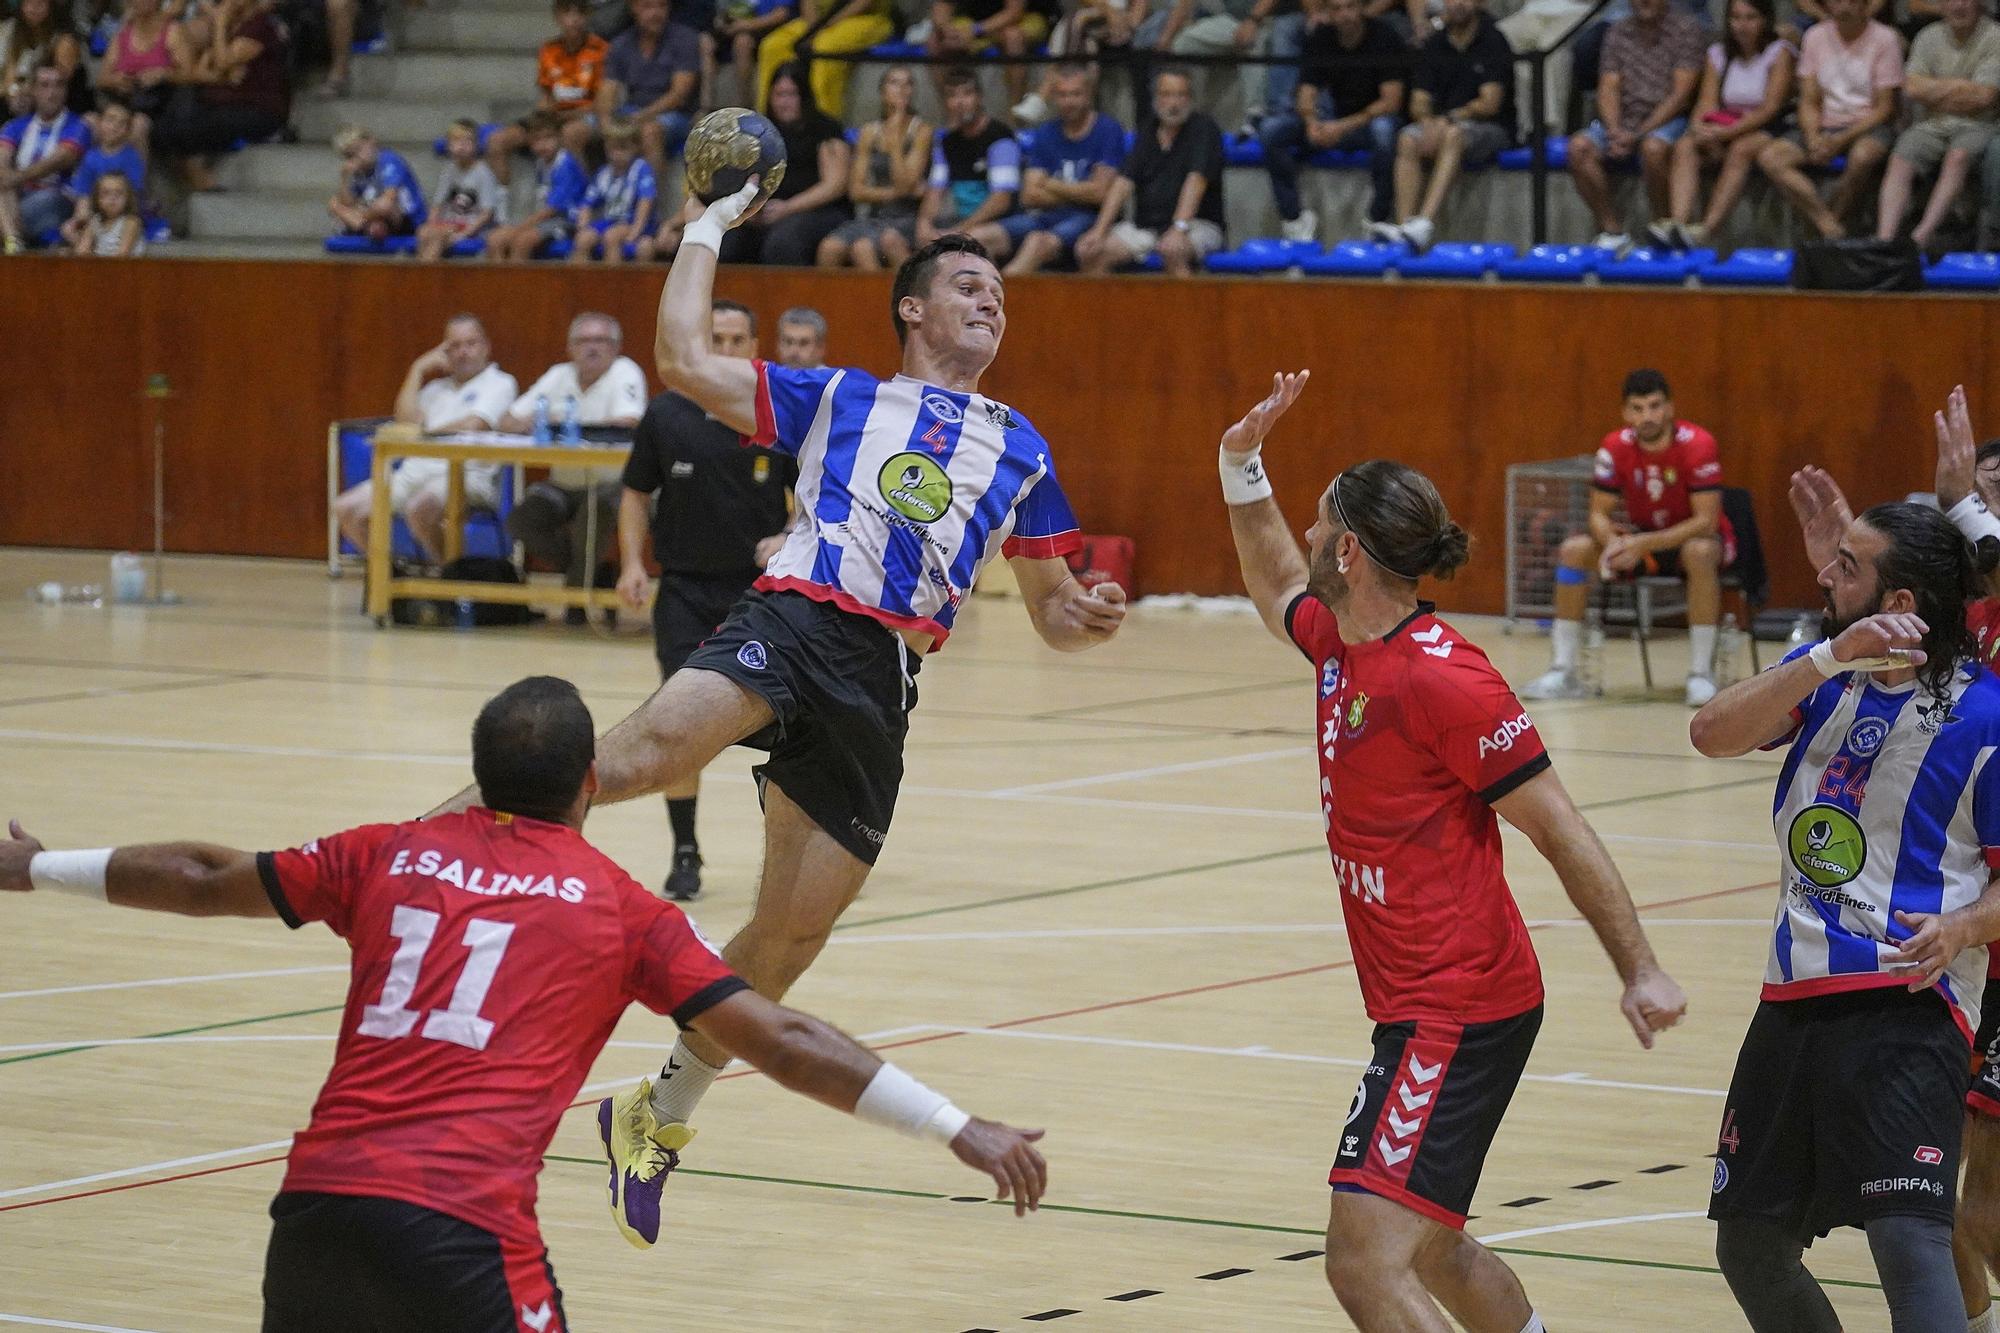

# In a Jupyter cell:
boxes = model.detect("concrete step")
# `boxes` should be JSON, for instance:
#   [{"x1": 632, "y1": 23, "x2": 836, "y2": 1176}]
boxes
[
  {"x1": 402, "y1": 9, "x2": 552, "y2": 53},
  {"x1": 218, "y1": 141, "x2": 433, "y2": 192},
  {"x1": 189, "y1": 188, "x2": 331, "y2": 240},
  {"x1": 352, "y1": 52, "x2": 534, "y2": 102},
  {"x1": 295, "y1": 94, "x2": 507, "y2": 143}
]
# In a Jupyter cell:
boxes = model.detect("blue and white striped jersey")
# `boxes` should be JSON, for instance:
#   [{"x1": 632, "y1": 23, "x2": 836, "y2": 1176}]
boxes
[
  {"x1": 1764, "y1": 645, "x2": 2000, "y2": 1039},
  {"x1": 747, "y1": 361, "x2": 1081, "y2": 648}
]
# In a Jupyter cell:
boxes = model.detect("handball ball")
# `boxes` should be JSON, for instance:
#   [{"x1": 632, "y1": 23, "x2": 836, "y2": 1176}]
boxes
[{"x1": 684, "y1": 108, "x2": 787, "y2": 207}]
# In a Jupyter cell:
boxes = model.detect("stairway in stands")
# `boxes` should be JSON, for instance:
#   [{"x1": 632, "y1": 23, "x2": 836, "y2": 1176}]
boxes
[{"x1": 176, "y1": 0, "x2": 546, "y2": 258}]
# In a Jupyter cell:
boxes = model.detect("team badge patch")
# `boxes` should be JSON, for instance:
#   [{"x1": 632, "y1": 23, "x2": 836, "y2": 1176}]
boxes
[
  {"x1": 1712, "y1": 1160, "x2": 1729, "y2": 1193},
  {"x1": 1844, "y1": 717, "x2": 1889, "y2": 758},
  {"x1": 737, "y1": 642, "x2": 768, "y2": 671},
  {"x1": 920, "y1": 392, "x2": 963, "y2": 424}
]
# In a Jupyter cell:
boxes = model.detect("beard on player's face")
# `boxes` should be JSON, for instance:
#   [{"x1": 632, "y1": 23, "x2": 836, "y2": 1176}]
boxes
[
  {"x1": 1307, "y1": 530, "x2": 1352, "y2": 607},
  {"x1": 1819, "y1": 572, "x2": 1883, "y2": 641}
]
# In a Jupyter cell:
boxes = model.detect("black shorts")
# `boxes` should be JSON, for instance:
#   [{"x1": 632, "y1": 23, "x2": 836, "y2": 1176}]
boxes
[
  {"x1": 1328, "y1": 1005, "x2": 1542, "y2": 1230},
  {"x1": 262, "y1": 1191, "x2": 567, "y2": 1333},
  {"x1": 1708, "y1": 987, "x2": 1968, "y2": 1239},
  {"x1": 681, "y1": 587, "x2": 918, "y2": 866},
  {"x1": 1970, "y1": 978, "x2": 2000, "y2": 1118},
  {"x1": 652, "y1": 569, "x2": 759, "y2": 678}
]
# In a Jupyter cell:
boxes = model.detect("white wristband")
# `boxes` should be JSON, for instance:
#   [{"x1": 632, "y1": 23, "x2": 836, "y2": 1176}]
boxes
[
  {"x1": 1809, "y1": 638, "x2": 1904, "y2": 677},
  {"x1": 1220, "y1": 446, "x2": 1273, "y2": 506},
  {"x1": 682, "y1": 213, "x2": 725, "y2": 255},
  {"x1": 1948, "y1": 494, "x2": 2000, "y2": 546},
  {"x1": 855, "y1": 1061, "x2": 969, "y2": 1145},
  {"x1": 28, "y1": 849, "x2": 112, "y2": 900}
]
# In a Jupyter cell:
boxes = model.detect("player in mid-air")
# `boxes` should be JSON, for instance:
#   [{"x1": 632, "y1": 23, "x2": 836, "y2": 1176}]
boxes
[
  {"x1": 1214, "y1": 371, "x2": 1688, "y2": 1331},
  {"x1": 431, "y1": 184, "x2": 1127, "y2": 1249},
  {"x1": 2, "y1": 677, "x2": 1047, "y2": 1332}
]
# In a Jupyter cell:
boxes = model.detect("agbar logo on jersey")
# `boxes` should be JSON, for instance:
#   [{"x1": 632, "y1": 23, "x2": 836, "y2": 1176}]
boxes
[
  {"x1": 1477, "y1": 712, "x2": 1537, "y2": 759},
  {"x1": 386, "y1": 847, "x2": 587, "y2": 902}
]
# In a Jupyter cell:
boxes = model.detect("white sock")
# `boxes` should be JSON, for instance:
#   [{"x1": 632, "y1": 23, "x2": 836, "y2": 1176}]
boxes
[
  {"x1": 1970, "y1": 1307, "x2": 1998, "y2": 1333},
  {"x1": 649, "y1": 1037, "x2": 725, "y2": 1125},
  {"x1": 1551, "y1": 619, "x2": 1581, "y2": 671},
  {"x1": 1690, "y1": 624, "x2": 1718, "y2": 677},
  {"x1": 1519, "y1": 1314, "x2": 1546, "y2": 1333}
]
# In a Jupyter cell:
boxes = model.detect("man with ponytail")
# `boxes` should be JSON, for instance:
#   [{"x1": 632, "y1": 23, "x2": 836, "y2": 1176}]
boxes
[
  {"x1": 1215, "y1": 371, "x2": 1688, "y2": 1333},
  {"x1": 1695, "y1": 388, "x2": 2000, "y2": 1333}
]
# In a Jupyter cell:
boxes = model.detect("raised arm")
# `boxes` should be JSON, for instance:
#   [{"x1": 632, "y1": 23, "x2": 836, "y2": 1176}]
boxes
[
  {"x1": 1690, "y1": 611, "x2": 1927, "y2": 757},
  {"x1": 689, "y1": 988, "x2": 1049, "y2": 1213},
  {"x1": 1931, "y1": 384, "x2": 2000, "y2": 599},
  {"x1": 654, "y1": 184, "x2": 764, "y2": 433},
  {"x1": 1, "y1": 822, "x2": 276, "y2": 918},
  {"x1": 1217, "y1": 370, "x2": 1312, "y2": 645}
]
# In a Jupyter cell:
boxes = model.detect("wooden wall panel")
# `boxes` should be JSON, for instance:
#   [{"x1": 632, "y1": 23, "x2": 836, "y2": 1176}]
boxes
[{"x1": 1, "y1": 255, "x2": 1990, "y2": 615}]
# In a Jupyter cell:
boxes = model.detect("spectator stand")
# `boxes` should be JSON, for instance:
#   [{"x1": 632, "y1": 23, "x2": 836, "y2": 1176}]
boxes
[{"x1": 326, "y1": 417, "x2": 520, "y2": 576}]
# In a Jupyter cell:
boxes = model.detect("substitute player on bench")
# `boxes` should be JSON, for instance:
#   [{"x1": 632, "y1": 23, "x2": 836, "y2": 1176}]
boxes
[
  {"x1": 431, "y1": 187, "x2": 1126, "y2": 1249},
  {"x1": 2, "y1": 676, "x2": 1046, "y2": 1333},
  {"x1": 1215, "y1": 372, "x2": 1688, "y2": 1332},
  {"x1": 1694, "y1": 481, "x2": 2000, "y2": 1333}
]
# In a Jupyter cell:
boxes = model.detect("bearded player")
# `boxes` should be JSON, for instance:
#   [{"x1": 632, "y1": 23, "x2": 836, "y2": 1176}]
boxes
[
  {"x1": 431, "y1": 185, "x2": 1126, "y2": 1248},
  {"x1": 1215, "y1": 371, "x2": 1688, "y2": 1332}
]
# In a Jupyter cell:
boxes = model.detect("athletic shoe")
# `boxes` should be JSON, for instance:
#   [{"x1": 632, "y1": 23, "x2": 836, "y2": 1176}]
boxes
[
  {"x1": 598, "y1": 1079, "x2": 697, "y2": 1250},
  {"x1": 1400, "y1": 216, "x2": 1435, "y2": 253},
  {"x1": 1365, "y1": 219, "x2": 1404, "y2": 246},
  {"x1": 1590, "y1": 230, "x2": 1630, "y2": 253},
  {"x1": 662, "y1": 846, "x2": 703, "y2": 901},
  {"x1": 1644, "y1": 221, "x2": 1679, "y2": 251},
  {"x1": 1685, "y1": 673, "x2": 1717, "y2": 708},
  {"x1": 1282, "y1": 208, "x2": 1320, "y2": 243},
  {"x1": 1519, "y1": 668, "x2": 1593, "y2": 701}
]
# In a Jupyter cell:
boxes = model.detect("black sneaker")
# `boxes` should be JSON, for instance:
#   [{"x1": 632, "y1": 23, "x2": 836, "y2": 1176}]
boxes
[{"x1": 663, "y1": 846, "x2": 703, "y2": 901}]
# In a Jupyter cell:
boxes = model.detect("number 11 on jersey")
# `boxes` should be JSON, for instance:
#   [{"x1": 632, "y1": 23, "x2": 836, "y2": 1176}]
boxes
[{"x1": 357, "y1": 904, "x2": 516, "y2": 1051}]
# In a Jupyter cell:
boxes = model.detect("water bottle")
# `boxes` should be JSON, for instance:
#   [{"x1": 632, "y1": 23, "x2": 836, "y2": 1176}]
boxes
[
  {"x1": 1580, "y1": 601, "x2": 1606, "y2": 696},
  {"x1": 455, "y1": 597, "x2": 475, "y2": 630},
  {"x1": 531, "y1": 395, "x2": 551, "y2": 445},
  {"x1": 1716, "y1": 613, "x2": 1746, "y2": 687},
  {"x1": 30, "y1": 583, "x2": 103, "y2": 607},
  {"x1": 560, "y1": 393, "x2": 582, "y2": 445},
  {"x1": 1787, "y1": 612, "x2": 1819, "y2": 653}
]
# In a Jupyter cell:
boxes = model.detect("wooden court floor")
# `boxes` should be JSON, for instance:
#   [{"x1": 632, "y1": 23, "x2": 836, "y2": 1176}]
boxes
[{"x1": 0, "y1": 551, "x2": 1899, "y2": 1331}]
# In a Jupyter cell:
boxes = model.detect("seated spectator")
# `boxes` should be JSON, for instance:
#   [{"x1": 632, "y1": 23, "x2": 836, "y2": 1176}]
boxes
[
  {"x1": 1077, "y1": 66, "x2": 1224, "y2": 274},
  {"x1": 927, "y1": 0, "x2": 1056, "y2": 116},
  {"x1": 1376, "y1": 0, "x2": 1514, "y2": 253},
  {"x1": 328, "y1": 124, "x2": 425, "y2": 241},
  {"x1": 570, "y1": 116, "x2": 657, "y2": 262},
  {"x1": 914, "y1": 66, "x2": 1020, "y2": 254},
  {"x1": 1756, "y1": 0, "x2": 1900, "y2": 239},
  {"x1": 313, "y1": 0, "x2": 362, "y2": 99},
  {"x1": 706, "y1": 0, "x2": 793, "y2": 109},
  {"x1": 600, "y1": 0, "x2": 700, "y2": 184},
  {"x1": 776, "y1": 305, "x2": 828, "y2": 365},
  {"x1": 67, "y1": 167, "x2": 142, "y2": 255},
  {"x1": 487, "y1": 0, "x2": 607, "y2": 186},
  {"x1": 1, "y1": 0, "x2": 85, "y2": 119},
  {"x1": 94, "y1": 0, "x2": 176, "y2": 158},
  {"x1": 1257, "y1": 0, "x2": 1405, "y2": 244},
  {"x1": 969, "y1": 62, "x2": 1124, "y2": 273},
  {"x1": 0, "y1": 61, "x2": 85, "y2": 252},
  {"x1": 717, "y1": 61, "x2": 851, "y2": 264},
  {"x1": 333, "y1": 317, "x2": 522, "y2": 567},
  {"x1": 485, "y1": 111, "x2": 589, "y2": 260},
  {"x1": 755, "y1": 0, "x2": 895, "y2": 118},
  {"x1": 1521, "y1": 368, "x2": 1734, "y2": 707},
  {"x1": 1246, "y1": 0, "x2": 1314, "y2": 141},
  {"x1": 499, "y1": 313, "x2": 649, "y2": 608},
  {"x1": 1655, "y1": 0, "x2": 1792, "y2": 250},
  {"x1": 1874, "y1": 0, "x2": 1999, "y2": 253},
  {"x1": 817, "y1": 65, "x2": 930, "y2": 268},
  {"x1": 1152, "y1": 0, "x2": 1291, "y2": 138},
  {"x1": 1568, "y1": 0, "x2": 1702, "y2": 252},
  {"x1": 61, "y1": 98, "x2": 146, "y2": 244},
  {"x1": 416, "y1": 118, "x2": 504, "y2": 261},
  {"x1": 151, "y1": 0, "x2": 289, "y2": 193}
]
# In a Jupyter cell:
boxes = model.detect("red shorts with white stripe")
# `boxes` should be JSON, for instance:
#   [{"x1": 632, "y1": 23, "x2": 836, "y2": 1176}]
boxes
[
  {"x1": 1327, "y1": 1006, "x2": 1543, "y2": 1230},
  {"x1": 1969, "y1": 980, "x2": 2000, "y2": 1118}
]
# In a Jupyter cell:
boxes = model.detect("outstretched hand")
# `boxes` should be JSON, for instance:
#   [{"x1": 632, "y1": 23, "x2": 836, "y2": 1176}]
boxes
[
  {"x1": 1788, "y1": 466, "x2": 1852, "y2": 575},
  {"x1": 1935, "y1": 384, "x2": 1978, "y2": 511},
  {"x1": 1, "y1": 820, "x2": 44, "y2": 892},
  {"x1": 950, "y1": 1118, "x2": 1048, "y2": 1216},
  {"x1": 1220, "y1": 370, "x2": 1310, "y2": 459}
]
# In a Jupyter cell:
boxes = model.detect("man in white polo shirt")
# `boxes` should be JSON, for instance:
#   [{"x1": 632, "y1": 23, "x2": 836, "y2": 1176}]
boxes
[
  {"x1": 501, "y1": 311, "x2": 649, "y2": 609},
  {"x1": 333, "y1": 315, "x2": 519, "y2": 565}
]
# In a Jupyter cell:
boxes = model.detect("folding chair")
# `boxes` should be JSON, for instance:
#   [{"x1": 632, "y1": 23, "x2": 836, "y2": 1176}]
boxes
[{"x1": 1626, "y1": 485, "x2": 1769, "y2": 688}]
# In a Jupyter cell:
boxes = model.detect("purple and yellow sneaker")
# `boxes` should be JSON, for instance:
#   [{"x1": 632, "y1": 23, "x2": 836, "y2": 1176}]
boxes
[{"x1": 597, "y1": 1077, "x2": 697, "y2": 1249}]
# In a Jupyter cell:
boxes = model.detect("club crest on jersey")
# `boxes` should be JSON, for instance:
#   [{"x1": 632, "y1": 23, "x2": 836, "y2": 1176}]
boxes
[
  {"x1": 878, "y1": 452, "x2": 953, "y2": 524},
  {"x1": 920, "y1": 392, "x2": 964, "y2": 424},
  {"x1": 1917, "y1": 695, "x2": 1959, "y2": 735},
  {"x1": 984, "y1": 401, "x2": 1015, "y2": 430},
  {"x1": 737, "y1": 641, "x2": 768, "y2": 671},
  {"x1": 1345, "y1": 693, "x2": 1370, "y2": 735},
  {"x1": 1319, "y1": 660, "x2": 1341, "y2": 699},
  {"x1": 1787, "y1": 805, "x2": 1866, "y2": 888},
  {"x1": 1845, "y1": 717, "x2": 1890, "y2": 758},
  {"x1": 1712, "y1": 1160, "x2": 1729, "y2": 1193}
]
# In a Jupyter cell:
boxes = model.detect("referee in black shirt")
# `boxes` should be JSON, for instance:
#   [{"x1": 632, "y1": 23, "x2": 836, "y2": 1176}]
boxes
[{"x1": 616, "y1": 299, "x2": 798, "y2": 900}]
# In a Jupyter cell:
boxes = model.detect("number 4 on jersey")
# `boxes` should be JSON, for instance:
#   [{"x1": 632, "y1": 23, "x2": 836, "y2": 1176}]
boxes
[{"x1": 357, "y1": 905, "x2": 515, "y2": 1051}]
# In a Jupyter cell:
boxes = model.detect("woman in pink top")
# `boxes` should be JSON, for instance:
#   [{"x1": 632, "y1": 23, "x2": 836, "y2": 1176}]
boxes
[
  {"x1": 1755, "y1": 0, "x2": 1902, "y2": 238},
  {"x1": 95, "y1": 0, "x2": 176, "y2": 155},
  {"x1": 1658, "y1": 0, "x2": 1794, "y2": 247}
]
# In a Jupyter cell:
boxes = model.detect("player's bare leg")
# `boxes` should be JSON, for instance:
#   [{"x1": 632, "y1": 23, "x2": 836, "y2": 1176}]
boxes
[
  {"x1": 1956, "y1": 1113, "x2": 2000, "y2": 1327},
  {"x1": 1680, "y1": 533, "x2": 1723, "y2": 704},
  {"x1": 1521, "y1": 531, "x2": 1602, "y2": 700},
  {"x1": 1413, "y1": 1225, "x2": 1536, "y2": 1331},
  {"x1": 1325, "y1": 1191, "x2": 1538, "y2": 1332}
]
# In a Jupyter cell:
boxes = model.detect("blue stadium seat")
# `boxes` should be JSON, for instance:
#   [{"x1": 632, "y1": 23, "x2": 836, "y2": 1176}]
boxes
[
  {"x1": 143, "y1": 217, "x2": 174, "y2": 245},
  {"x1": 864, "y1": 40, "x2": 927, "y2": 58},
  {"x1": 1136, "y1": 251, "x2": 1165, "y2": 272},
  {"x1": 1223, "y1": 134, "x2": 1266, "y2": 167},
  {"x1": 382, "y1": 235, "x2": 419, "y2": 254},
  {"x1": 1220, "y1": 134, "x2": 1375, "y2": 170},
  {"x1": 1493, "y1": 243, "x2": 1597, "y2": 282},
  {"x1": 1203, "y1": 237, "x2": 1317, "y2": 273},
  {"x1": 325, "y1": 234, "x2": 384, "y2": 255},
  {"x1": 448, "y1": 235, "x2": 487, "y2": 258},
  {"x1": 335, "y1": 423, "x2": 516, "y2": 563},
  {"x1": 1697, "y1": 247, "x2": 1793, "y2": 287},
  {"x1": 1597, "y1": 247, "x2": 1713, "y2": 285},
  {"x1": 1496, "y1": 137, "x2": 1569, "y2": 171},
  {"x1": 1394, "y1": 241, "x2": 1514, "y2": 280},
  {"x1": 541, "y1": 236, "x2": 575, "y2": 259},
  {"x1": 1927, "y1": 252, "x2": 2000, "y2": 291},
  {"x1": 1297, "y1": 240, "x2": 1400, "y2": 277}
]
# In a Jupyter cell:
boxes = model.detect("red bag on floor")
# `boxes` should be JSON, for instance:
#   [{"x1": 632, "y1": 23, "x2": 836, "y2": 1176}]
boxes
[{"x1": 1066, "y1": 534, "x2": 1136, "y2": 597}]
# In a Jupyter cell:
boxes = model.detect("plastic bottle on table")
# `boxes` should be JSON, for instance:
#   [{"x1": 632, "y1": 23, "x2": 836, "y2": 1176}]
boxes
[
  {"x1": 532, "y1": 395, "x2": 552, "y2": 445},
  {"x1": 560, "y1": 393, "x2": 582, "y2": 445},
  {"x1": 456, "y1": 597, "x2": 475, "y2": 630}
]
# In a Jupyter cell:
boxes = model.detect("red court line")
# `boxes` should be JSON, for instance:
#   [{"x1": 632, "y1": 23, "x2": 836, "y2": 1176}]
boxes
[{"x1": 2, "y1": 877, "x2": 1778, "y2": 1212}]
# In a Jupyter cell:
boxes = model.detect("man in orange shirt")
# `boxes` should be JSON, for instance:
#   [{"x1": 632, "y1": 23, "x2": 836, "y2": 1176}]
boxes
[{"x1": 488, "y1": 0, "x2": 610, "y2": 185}]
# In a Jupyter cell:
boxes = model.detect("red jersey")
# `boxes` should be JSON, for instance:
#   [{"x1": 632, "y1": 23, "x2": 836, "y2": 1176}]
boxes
[
  {"x1": 257, "y1": 809, "x2": 744, "y2": 1247},
  {"x1": 1593, "y1": 421, "x2": 1734, "y2": 552},
  {"x1": 1971, "y1": 598, "x2": 2000, "y2": 667},
  {"x1": 1287, "y1": 595, "x2": 1547, "y2": 1024}
]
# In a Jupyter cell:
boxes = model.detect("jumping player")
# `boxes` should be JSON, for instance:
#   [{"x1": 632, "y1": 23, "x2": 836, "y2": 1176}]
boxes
[
  {"x1": 430, "y1": 185, "x2": 1126, "y2": 1248},
  {"x1": 1216, "y1": 371, "x2": 1688, "y2": 1331},
  {"x1": 3, "y1": 677, "x2": 1047, "y2": 1333},
  {"x1": 1694, "y1": 474, "x2": 2000, "y2": 1332}
]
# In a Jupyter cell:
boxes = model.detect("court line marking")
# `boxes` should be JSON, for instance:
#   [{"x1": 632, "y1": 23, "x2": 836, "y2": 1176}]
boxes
[
  {"x1": 986, "y1": 746, "x2": 1305, "y2": 797},
  {"x1": 1475, "y1": 1210, "x2": 1709, "y2": 1244},
  {"x1": 0, "y1": 1140, "x2": 293, "y2": 1201},
  {"x1": 830, "y1": 918, "x2": 1766, "y2": 945},
  {"x1": 0, "y1": 965, "x2": 345, "y2": 1002},
  {"x1": 0, "y1": 1315, "x2": 162, "y2": 1332}
]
